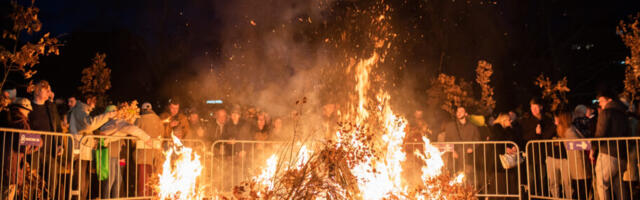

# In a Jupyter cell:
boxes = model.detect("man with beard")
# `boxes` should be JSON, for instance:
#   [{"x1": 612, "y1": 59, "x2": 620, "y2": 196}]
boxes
[{"x1": 443, "y1": 106, "x2": 481, "y2": 183}]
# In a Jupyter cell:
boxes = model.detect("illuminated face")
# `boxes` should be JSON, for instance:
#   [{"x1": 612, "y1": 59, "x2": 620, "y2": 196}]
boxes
[
  {"x1": 530, "y1": 104, "x2": 542, "y2": 117},
  {"x1": 231, "y1": 112, "x2": 241, "y2": 123},
  {"x1": 508, "y1": 111, "x2": 517, "y2": 122},
  {"x1": 586, "y1": 107, "x2": 594, "y2": 117},
  {"x1": 216, "y1": 110, "x2": 227, "y2": 124},
  {"x1": 68, "y1": 97, "x2": 77, "y2": 108},
  {"x1": 86, "y1": 96, "x2": 97, "y2": 108},
  {"x1": 598, "y1": 97, "x2": 611, "y2": 110},
  {"x1": 189, "y1": 113, "x2": 199, "y2": 123},
  {"x1": 35, "y1": 86, "x2": 52, "y2": 100},
  {"x1": 169, "y1": 104, "x2": 180, "y2": 116},
  {"x1": 455, "y1": 107, "x2": 467, "y2": 120}
]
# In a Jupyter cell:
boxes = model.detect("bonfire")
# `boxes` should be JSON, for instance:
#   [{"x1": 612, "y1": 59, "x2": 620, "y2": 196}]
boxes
[
  {"x1": 157, "y1": 0, "x2": 476, "y2": 199},
  {"x1": 228, "y1": 30, "x2": 475, "y2": 200},
  {"x1": 157, "y1": 135, "x2": 205, "y2": 200}
]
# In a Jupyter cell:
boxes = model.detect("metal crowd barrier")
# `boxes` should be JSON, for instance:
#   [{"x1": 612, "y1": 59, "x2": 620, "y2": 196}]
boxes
[
  {"x1": 210, "y1": 140, "x2": 523, "y2": 199},
  {"x1": 77, "y1": 135, "x2": 206, "y2": 200},
  {"x1": 406, "y1": 141, "x2": 523, "y2": 199},
  {"x1": 209, "y1": 140, "x2": 292, "y2": 194},
  {"x1": 0, "y1": 127, "x2": 75, "y2": 200},
  {"x1": 18, "y1": 125, "x2": 640, "y2": 200},
  {"x1": 526, "y1": 137, "x2": 640, "y2": 200}
]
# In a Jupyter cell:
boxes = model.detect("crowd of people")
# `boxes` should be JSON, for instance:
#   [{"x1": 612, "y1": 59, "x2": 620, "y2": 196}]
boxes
[
  {"x1": 0, "y1": 79, "x2": 340, "y2": 199},
  {"x1": 1, "y1": 79, "x2": 639, "y2": 200},
  {"x1": 402, "y1": 93, "x2": 638, "y2": 200}
]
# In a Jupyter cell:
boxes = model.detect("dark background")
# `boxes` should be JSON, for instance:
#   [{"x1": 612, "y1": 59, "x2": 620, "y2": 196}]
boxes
[{"x1": 2, "y1": 0, "x2": 639, "y2": 114}]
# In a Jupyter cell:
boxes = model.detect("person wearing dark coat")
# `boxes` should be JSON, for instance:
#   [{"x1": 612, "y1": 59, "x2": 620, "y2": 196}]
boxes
[
  {"x1": 1, "y1": 98, "x2": 40, "y2": 199},
  {"x1": 592, "y1": 92, "x2": 631, "y2": 200},
  {"x1": 519, "y1": 98, "x2": 556, "y2": 197},
  {"x1": 487, "y1": 113, "x2": 522, "y2": 199},
  {"x1": 443, "y1": 107, "x2": 481, "y2": 184},
  {"x1": 27, "y1": 80, "x2": 63, "y2": 199}
]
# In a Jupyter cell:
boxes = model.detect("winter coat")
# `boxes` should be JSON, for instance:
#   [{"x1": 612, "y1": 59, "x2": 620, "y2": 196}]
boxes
[
  {"x1": 573, "y1": 117, "x2": 594, "y2": 138},
  {"x1": 6, "y1": 106, "x2": 32, "y2": 152},
  {"x1": 443, "y1": 119, "x2": 481, "y2": 142},
  {"x1": 135, "y1": 111, "x2": 164, "y2": 149},
  {"x1": 519, "y1": 113, "x2": 556, "y2": 166},
  {"x1": 158, "y1": 112, "x2": 190, "y2": 138},
  {"x1": 134, "y1": 111, "x2": 163, "y2": 165},
  {"x1": 69, "y1": 102, "x2": 111, "y2": 160},
  {"x1": 563, "y1": 126, "x2": 592, "y2": 180},
  {"x1": 443, "y1": 119, "x2": 481, "y2": 165},
  {"x1": 99, "y1": 119, "x2": 151, "y2": 158},
  {"x1": 28, "y1": 100, "x2": 61, "y2": 132},
  {"x1": 519, "y1": 113, "x2": 556, "y2": 143},
  {"x1": 28, "y1": 100, "x2": 62, "y2": 159},
  {"x1": 594, "y1": 100, "x2": 631, "y2": 157}
]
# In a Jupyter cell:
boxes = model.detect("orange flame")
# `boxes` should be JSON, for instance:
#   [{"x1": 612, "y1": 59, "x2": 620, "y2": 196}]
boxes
[{"x1": 157, "y1": 135, "x2": 204, "y2": 200}]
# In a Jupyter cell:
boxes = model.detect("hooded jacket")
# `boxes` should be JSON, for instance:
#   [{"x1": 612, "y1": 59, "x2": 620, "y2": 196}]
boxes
[{"x1": 69, "y1": 102, "x2": 111, "y2": 160}]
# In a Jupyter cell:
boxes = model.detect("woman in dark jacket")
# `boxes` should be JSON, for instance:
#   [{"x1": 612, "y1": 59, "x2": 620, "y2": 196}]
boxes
[{"x1": 487, "y1": 113, "x2": 522, "y2": 199}]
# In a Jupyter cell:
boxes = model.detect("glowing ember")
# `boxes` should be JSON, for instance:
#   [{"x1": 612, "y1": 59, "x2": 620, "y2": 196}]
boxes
[{"x1": 157, "y1": 135, "x2": 204, "y2": 200}]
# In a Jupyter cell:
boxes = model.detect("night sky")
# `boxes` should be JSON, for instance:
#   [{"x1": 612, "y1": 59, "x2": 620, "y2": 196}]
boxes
[{"x1": 3, "y1": 0, "x2": 640, "y2": 114}]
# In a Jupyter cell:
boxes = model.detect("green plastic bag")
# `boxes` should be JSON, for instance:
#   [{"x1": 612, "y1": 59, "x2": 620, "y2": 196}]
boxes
[{"x1": 95, "y1": 139, "x2": 109, "y2": 181}]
